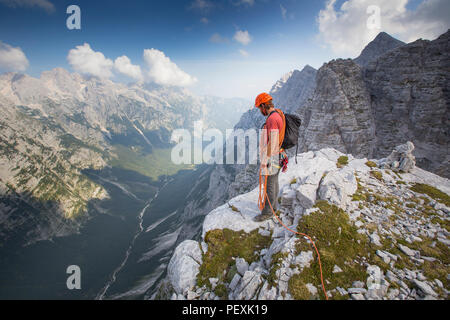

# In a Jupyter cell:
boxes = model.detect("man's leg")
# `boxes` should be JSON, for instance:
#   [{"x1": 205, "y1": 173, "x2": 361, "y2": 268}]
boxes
[{"x1": 255, "y1": 170, "x2": 280, "y2": 221}]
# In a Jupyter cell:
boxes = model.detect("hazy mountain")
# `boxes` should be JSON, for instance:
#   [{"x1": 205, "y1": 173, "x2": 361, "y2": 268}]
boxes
[{"x1": 0, "y1": 68, "x2": 248, "y2": 246}]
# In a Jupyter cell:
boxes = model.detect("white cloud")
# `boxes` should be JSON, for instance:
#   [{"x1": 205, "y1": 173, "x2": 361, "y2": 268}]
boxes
[
  {"x1": 317, "y1": 0, "x2": 450, "y2": 57},
  {"x1": 210, "y1": 33, "x2": 229, "y2": 43},
  {"x1": 0, "y1": 0, "x2": 54, "y2": 13},
  {"x1": 200, "y1": 17, "x2": 209, "y2": 24},
  {"x1": 280, "y1": 4, "x2": 287, "y2": 20},
  {"x1": 0, "y1": 41, "x2": 29, "y2": 72},
  {"x1": 232, "y1": 0, "x2": 255, "y2": 6},
  {"x1": 143, "y1": 49, "x2": 197, "y2": 87},
  {"x1": 233, "y1": 30, "x2": 252, "y2": 45},
  {"x1": 188, "y1": 0, "x2": 214, "y2": 12},
  {"x1": 239, "y1": 49, "x2": 250, "y2": 57},
  {"x1": 67, "y1": 43, "x2": 114, "y2": 79},
  {"x1": 114, "y1": 56, "x2": 143, "y2": 81}
]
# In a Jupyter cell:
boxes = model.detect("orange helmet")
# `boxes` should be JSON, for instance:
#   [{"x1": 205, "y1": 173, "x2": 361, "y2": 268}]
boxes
[{"x1": 255, "y1": 92, "x2": 272, "y2": 108}]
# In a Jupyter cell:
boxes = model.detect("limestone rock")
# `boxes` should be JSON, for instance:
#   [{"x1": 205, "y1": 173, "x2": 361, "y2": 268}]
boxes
[
  {"x1": 318, "y1": 168, "x2": 357, "y2": 209},
  {"x1": 167, "y1": 240, "x2": 203, "y2": 295},
  {"x1": 381, "y1": 141, "x2": 416, "y2": 173}
]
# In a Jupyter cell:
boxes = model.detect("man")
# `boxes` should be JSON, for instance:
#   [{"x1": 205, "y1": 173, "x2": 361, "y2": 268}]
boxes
[{"x1": 253, "y1": 92, "x2": 285, "y2": 222}]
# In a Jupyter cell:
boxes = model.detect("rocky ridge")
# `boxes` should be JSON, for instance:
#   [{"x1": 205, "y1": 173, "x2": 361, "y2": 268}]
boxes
[
  {"x1": 298, "y1": 30, "x2": 449, "y2": 177},
  {"x1": 354, "y1": 32, "x2": 405, "y2": 67},
  {"x1": 164, "y1": 143, "x2": 450, "y2": 300}
]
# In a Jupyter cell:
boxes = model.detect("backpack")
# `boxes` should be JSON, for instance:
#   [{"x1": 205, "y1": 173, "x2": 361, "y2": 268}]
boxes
[{"x1": 263, "y1": 109, "x2": 302, "y2": 163}]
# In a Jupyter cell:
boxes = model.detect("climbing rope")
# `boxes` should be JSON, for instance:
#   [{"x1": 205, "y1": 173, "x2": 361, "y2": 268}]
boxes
[{"x1": 258, "y1": 166, "x2": 329, "y2": 300}]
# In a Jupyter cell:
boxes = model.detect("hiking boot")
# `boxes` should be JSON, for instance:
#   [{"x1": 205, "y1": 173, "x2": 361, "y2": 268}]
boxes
[{"x1": 253, "y1": 213, "x2": 272, "y2": 222}]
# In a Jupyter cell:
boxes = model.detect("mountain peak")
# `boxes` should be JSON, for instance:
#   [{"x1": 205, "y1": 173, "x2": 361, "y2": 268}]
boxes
[{"x1": 354, "y1": 32, "x2": 405, "y2": 67}]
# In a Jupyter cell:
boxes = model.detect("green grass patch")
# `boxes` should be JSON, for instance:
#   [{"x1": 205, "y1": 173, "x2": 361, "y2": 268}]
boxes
[
  {"x1": 197, "y1": 228, "x2": 272, "y2": 293},
  {"x1": 288, "y1": 200, "x2": 379, "y2": 300},
  {"x1": 410, "y1": 183, "x2": 450, "y2": 207},
  {"x1": 365, "y1": 161, "x2": 377, "y2": 168},
  {"x1": 370, "y1": 170, "x2": 383, "y2": 182},
  {"x1": 267, "y1": 252, "x2": 288, "y2": 288},
  {"x1": 214, "y1": 284, "x2": 228, "y2": 299},
  {"x1": 352, "y1": 179, "x2": 367, "y2": 202},
  {"x1": 337, "y1": 156, "x2": 349, "y2": 168},
  {"x1": 288, "y1": 277, "x2": 312, "y2": 300}
]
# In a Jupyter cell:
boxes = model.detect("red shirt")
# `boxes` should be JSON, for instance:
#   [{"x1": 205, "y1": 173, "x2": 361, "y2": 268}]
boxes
[{"x1": 266, "y1": 111, "x2": 283, "y2": 143}]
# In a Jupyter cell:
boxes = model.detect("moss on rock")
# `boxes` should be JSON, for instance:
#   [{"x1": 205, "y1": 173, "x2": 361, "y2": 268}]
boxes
[
  {"x1": 410, "y1": 183, "x2": 450, "y2": 207},
  {"x1": 337, "y1": 156, "x2": 349, "y2": 168},
  {"x1": 289, "y1": 200, "x2": 375, "y2": 300},
  {"x1": 197, "y1": 228, "x2": 272, "y2": 293},
  {"x1": 365, "y1": 161, "x2": 377, "y2": 168}
]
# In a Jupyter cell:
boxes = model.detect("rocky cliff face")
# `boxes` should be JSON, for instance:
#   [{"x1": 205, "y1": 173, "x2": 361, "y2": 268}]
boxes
[
  {"x1": 270, "y1": 65, "x2": 317, "y2": 113},
  {"x1": 234, "y1": 65, "x2": 317, "y2": 132},
  {"x1": 298, "y1": 59, "x2": 376, "y2": 158},
  {"x1": 164, "y1": 144, "x2": 450, "y2": 300},
  {"x1": 364, "y1": 30, "x2": 450, "y2": 177},
  {"x1": 298, "y1": 30, "x2": 449, "y2": 178},
  {"x1": 354, "y1": 32, "x2": 405, "y2": 67}
]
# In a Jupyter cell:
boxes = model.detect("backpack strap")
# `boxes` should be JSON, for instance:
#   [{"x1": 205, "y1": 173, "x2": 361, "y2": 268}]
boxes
[
  {"x1": 261, "y1": 110, "x2": 279, "y2": 129},
  {"x1": 274, "y1": 109, "x2": 286, "y2": 149},
  {"x1": 262, "y1": 109, "x2": 286, "y2": 151}
]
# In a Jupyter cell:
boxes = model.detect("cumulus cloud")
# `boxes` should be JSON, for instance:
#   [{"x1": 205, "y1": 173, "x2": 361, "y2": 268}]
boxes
[
  {"x1": 317, "y1": 0, "x2": 450, "y2": 57},
  {"x1": 114, "y1": 56, "x2": 143, "y2": 81},
  {"x1": 210, "y1": 33, "x2": 229, "y2": 43},
  {"x1": 233, "y1": 30, "x2": 252, "y2": 45},
  {"x1": 280, "y1": 4, "x2": 287, "y2": 20},
  {"x1": 143, "y1": 49, "x2": 197, "y2": 87},
  {"x1": 239, "y1": 49, "x2": 250, "y2": 57},
  {"x1": 0, "y1": 0, "x2": 55, "y2": 13},
  {"x1": 0, "y1": 41, "x2": 29, "y2": 72},
  {"x1": 188, "y1": 0, "x2": 214, "y2": 13},
  {"x1": 67, "y1": 43, "x2": 114, "y2": 79}
]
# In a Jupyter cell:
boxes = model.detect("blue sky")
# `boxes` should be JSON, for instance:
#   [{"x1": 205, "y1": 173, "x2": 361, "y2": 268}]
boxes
[{"x1": 0, "y1": 0, "x2": 448, "y2": 99}]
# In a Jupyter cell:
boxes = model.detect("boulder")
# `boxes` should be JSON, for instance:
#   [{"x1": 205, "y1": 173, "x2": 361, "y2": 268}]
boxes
[
  {"x1": 236, "y1": 258, "x2": 249, "y2": 276},
  {"x1": 381, "y1": 141, "x2": 416, "y2": 173},
  {"x1": 167, "y1": 240, "x2": 203, "y2": 295},
  {"x1": 235, "y1": 271, "x2": 263, "y2": 299},
  {"x1": 318, "y1": 168, "x2": 357, "y2": 209},
  {"x1": 296, "y1": 183, "x2": 319, "y2": 209}
]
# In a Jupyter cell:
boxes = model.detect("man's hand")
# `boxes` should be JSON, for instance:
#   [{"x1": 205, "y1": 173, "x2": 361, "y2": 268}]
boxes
[{"x1": 261, "y1": 162, "x2": 270, "y2": 169}]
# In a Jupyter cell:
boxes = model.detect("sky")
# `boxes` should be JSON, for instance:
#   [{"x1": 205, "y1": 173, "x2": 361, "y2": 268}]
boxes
[{"x1": 0, "y1": 0, "x2": 449, "y2": 99}]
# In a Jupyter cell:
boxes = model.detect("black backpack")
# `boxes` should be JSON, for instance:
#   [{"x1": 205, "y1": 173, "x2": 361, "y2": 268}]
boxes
[{"x1": 264, "y1": 110, "x2": 302, "y2": 163}]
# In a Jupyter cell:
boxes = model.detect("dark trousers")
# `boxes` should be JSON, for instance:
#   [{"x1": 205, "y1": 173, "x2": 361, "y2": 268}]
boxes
[{"x1": 261, "y1": 170, "x2": 280, "y2": 215}]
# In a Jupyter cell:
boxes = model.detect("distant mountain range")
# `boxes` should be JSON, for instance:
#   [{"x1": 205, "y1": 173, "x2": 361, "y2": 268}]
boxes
[{"x1": 0, "y1": 69, "x2": 249, "y2": 245}]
